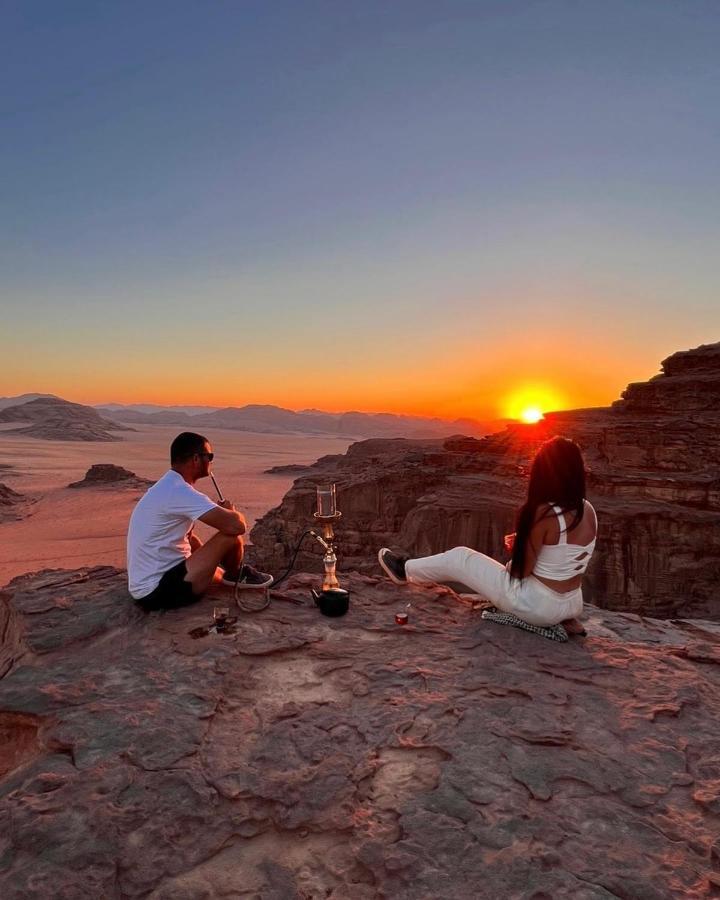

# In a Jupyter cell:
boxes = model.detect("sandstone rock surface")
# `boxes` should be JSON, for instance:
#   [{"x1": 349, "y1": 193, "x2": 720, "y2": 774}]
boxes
[
  {"x1": 68, "y1": 464, "x2": 153, "y2": 490},
  {"x1": 615, "y1": 342, "x2": 720, "y2": 413},
  {"x1": 1, "y1": 566, "x2": 720, "y2": 898},
  {"x1": 251, "y1": 343, "x2": 720, "y2": 620}
]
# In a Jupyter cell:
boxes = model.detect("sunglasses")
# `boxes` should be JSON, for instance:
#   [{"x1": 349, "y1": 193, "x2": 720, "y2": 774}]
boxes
[{"x1": 197, "y1": 452, "x2": 214, "y2": 461}]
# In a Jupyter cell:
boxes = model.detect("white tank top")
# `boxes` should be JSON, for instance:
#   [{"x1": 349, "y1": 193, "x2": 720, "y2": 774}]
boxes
[{"x1": 532, "y1": 501, "x2": 597, "y2": 580}]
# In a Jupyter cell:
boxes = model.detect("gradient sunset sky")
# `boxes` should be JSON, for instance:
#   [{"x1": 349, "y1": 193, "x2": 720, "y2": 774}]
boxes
[{"x1": 2, "y1": 1, "x2": 719, "y2": 420}]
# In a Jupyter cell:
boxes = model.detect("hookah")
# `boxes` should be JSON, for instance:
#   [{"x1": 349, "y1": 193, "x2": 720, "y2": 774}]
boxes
[
  {"x1": 309, "y1": 484, "x2": 350, "y2": 616},
  {"x1": 208, "y1": 472, "x2": 349, "y2": 616}
]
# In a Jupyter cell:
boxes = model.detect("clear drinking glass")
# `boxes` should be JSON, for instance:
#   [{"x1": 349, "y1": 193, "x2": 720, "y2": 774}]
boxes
[
  {"x1": 213, "y1": 606, "x2": 229, "y2": 630},
  {"x1": 316, "y1": 484, "x2": 337, "y2": 518}
]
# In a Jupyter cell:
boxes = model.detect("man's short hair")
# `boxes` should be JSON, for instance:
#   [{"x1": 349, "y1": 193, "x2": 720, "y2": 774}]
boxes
[{"x1": 170, "y1": 432, "x2": 209, "y2": 464}]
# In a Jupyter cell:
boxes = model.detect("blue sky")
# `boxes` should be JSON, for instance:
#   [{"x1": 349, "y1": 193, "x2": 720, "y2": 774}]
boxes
[{"x1": 2, "y1": 1, "x2": 719, "y2": 416}]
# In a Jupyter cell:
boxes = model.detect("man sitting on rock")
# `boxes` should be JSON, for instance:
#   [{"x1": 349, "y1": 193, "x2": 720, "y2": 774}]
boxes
[{"x1": 127, "y1": 431, "x2": 271, "y2": 610}]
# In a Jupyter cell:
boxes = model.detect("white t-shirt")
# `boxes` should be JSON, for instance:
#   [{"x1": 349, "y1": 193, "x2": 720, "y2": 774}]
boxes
[{"x1": 127, "y1": 470, "x2": 217, "y2": 599}]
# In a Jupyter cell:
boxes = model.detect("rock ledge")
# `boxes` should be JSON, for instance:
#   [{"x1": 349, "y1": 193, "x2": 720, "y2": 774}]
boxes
[{"x1": 1, "y1": 566, "x2": 719, "y2": 898}]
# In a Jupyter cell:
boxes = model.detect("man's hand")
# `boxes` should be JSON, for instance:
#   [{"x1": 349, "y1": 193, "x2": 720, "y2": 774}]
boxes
[
  {"x1": 218, "y1": 500, "x2": 246, "y2": 530},
  {"x1": 198, "y1": 503, "x2": 247, "y2": 536},
  {"x1": 218, "y1": 500, "x2": 247, "y2": 534}
]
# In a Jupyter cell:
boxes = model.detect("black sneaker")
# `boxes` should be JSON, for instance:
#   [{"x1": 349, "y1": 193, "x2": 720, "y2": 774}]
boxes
[
  {"x1": 378, "y1": 548, "x2": 408, "y2": 585},
  {"x1": 222, "y1": 565, "x2": 273, "y2": 590}
]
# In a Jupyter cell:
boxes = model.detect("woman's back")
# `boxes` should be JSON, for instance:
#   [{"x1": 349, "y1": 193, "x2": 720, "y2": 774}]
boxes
[{"x1": 532, "y1": 501, "x2": 597, "y2": 587}]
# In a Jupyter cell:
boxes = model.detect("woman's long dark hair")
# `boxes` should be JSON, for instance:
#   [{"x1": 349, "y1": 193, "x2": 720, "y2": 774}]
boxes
[{"x1": 509, "y1": 436, "x2": 587, "y2": 579}]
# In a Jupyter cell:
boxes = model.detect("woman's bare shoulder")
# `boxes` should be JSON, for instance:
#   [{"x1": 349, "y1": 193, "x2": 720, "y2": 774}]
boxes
[
  {"x1": 531, "y1": 503, "x2": 558, "y2": 544},
  {"x1": 583, "y1": 499, "x2": 598, "y2": 533}
]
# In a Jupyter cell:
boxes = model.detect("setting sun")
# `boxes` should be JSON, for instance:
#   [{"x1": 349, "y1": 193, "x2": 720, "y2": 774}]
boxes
[
  {"x1": 503, "y1": 385, "x2": 566, "y2": 423},
  {"x1": 520, "y1": 406, "x2": 544, "y2": 424}
]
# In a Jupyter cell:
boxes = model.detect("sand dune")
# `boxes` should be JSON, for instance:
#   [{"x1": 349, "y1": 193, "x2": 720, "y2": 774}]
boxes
[{"x1": 0, "y1": 425, "x2": 352, "y2": 585}]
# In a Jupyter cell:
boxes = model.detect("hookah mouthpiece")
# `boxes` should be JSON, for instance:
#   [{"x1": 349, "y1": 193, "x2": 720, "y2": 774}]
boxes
[{"x1": 210, "y1": 474, "x2": 224, "y2": 502}]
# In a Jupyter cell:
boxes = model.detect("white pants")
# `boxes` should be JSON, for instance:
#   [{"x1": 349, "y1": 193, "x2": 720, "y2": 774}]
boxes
[{"x1": 406, "y1": 546, "x2": 583, "y2": 627}]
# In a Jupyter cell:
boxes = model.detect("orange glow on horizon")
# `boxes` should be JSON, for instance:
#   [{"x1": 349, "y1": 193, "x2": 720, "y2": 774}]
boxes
[
  {"x1": 503, "y1": 384, "x2": 567, "y2": 423},
  {"x1": 2, "y1": 338, "x2": 639, "y2": 424}
]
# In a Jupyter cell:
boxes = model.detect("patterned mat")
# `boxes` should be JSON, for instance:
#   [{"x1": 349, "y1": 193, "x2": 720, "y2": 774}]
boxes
[{"x1": 481, "y1": 608, "x2": 569, "y2": 642}]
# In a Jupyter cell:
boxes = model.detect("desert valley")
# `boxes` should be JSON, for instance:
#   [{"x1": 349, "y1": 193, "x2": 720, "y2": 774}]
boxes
[{"x1": 0, "y1": 424, "x2": 353, "y2": 585}]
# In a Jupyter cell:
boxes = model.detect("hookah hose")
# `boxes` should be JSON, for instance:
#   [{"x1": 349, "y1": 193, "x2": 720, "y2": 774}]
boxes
[
  {"x1": 209, "y1": 474, "x2": 319, "y2": 604},
  {"x1": 233, "y1": 529, "x2": 319, "y2": 612},
  {"x1": 209, "y1": 471, "x2": 313, "y2": 586},
  {"x1": 268, "y1": 529, "x2": 317, "y2": 589}
]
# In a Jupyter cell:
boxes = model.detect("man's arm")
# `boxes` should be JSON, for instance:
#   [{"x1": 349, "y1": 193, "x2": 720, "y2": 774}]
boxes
[{"x1": 198, "y1": 501, "x2": 246, "y2": 536}]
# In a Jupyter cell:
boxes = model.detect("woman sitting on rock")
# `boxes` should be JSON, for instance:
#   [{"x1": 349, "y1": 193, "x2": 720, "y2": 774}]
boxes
[{"x1": 378, "y1": 436, "x2": 597, "y2": 633}]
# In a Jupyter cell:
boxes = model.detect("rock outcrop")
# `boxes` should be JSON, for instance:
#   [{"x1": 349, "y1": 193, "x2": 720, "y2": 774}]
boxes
[
  {"x1": 615, "y1": 342, "x2": 720, "y2": 413},
  {"x1": 0, "y1": 397, "x2": 132, "y2": 442},
  {"x1": 1, "y1": 567, "x2": 720, "y2": 897},
  {"x1": 68, "y1": 464, "x2": 152, "y2": 490},
  {"x1": 264, "y1": 463, "x2": 315, "y2": 475},
  {"x1": 0, "y1": 484, "x2": 33, "y2": 523},
  {"x1": 251, "y1": 342, "x2": 720, "y2": 620}
]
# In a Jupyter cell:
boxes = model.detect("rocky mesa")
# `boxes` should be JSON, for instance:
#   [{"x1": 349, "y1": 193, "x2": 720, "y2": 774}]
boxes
[
  {"x1": 0, "y1": 397, "x2": 132, "y2": 442},
  {"x1": 68, "y1": 464, "x2": 153, "y2": 490},
  {"x1": 250, "y1": 342, "x2": 720, "y2": 621}
]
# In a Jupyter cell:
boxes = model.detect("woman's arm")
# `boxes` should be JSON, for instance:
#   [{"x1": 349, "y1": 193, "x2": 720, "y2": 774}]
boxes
[
  {"x1": 522, "y1": 506, "x2": 551, "y2": 577},
  {"x1": 522, "y1": 530, "x2": 541, "y2": 577}
]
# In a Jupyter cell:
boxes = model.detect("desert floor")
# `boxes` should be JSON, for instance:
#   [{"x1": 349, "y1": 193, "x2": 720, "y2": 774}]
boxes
[{"x1": 0, "y1": 425, "x2": 352, "y2": 586}]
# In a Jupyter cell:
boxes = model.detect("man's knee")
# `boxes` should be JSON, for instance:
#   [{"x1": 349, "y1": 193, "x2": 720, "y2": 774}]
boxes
[{"x1": 189, "y1": 532, "x2": 239, "y2": 555}]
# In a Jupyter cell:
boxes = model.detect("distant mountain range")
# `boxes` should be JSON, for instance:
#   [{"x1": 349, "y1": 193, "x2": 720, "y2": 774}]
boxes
[
  {"x1": 0, "y1": 394, "x2": 491, "y2": 441},
  {"x1": 0, "y1": 397, "x2": 130, "y2": 441},
  {"x1": 98, "y1": 403, "x2": 222, "y2": 416},
  {"x1": 95, "y1": 402, "x2": 490, "y2": 439}
]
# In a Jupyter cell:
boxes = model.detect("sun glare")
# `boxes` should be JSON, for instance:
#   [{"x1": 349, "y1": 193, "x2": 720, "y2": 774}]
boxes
[
  {"x1": 503, "y1": 385, "x2": 566, "y2": 423},
  {"x1": 520, "y1": 406, "x2": 544, "y2": 424}
]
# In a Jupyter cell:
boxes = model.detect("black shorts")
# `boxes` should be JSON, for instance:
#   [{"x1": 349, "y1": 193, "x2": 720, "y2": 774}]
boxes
[{"x1": 136, "y1": 560, "x2": 203, "y2": 612}]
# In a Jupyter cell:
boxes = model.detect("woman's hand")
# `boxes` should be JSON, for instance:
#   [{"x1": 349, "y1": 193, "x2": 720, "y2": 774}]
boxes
[{"x1": 503, "y1": 532, "x2": 516, "y2": 553}]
